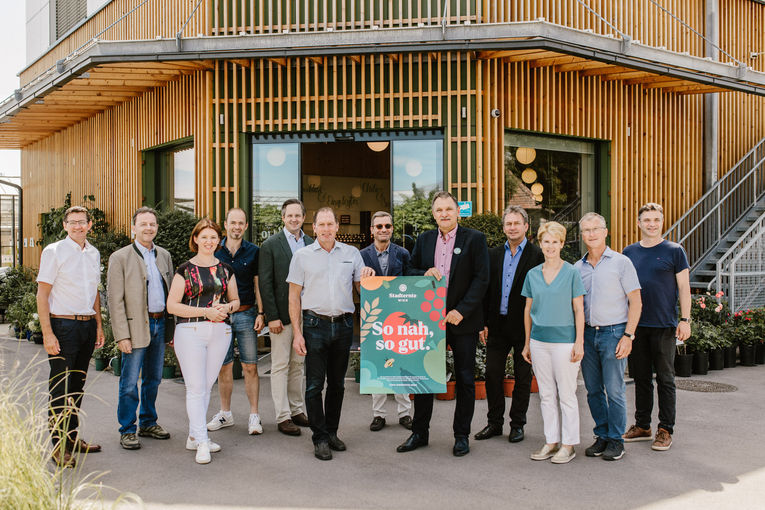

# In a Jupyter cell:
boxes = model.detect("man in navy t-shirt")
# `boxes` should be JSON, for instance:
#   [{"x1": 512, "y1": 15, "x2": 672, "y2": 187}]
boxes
[{"x1": 622, "y1": 203, "x2": 691, "y2": 452}]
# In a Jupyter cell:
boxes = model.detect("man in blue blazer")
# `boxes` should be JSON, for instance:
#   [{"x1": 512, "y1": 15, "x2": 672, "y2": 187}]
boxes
[
  {"x1": 360, "y1": 211, "x2": 414, "y2": 432},
  {"x1": 396, "y1": 191, "x2": 490, "y2": 457}
]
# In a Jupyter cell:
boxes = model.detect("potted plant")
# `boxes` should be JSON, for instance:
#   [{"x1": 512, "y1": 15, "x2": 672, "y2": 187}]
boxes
[
  {"x1": 733, "y1": 310, "x2": 758, "y2": 366},
  {"x1": 686, "y1": 322, "x2": 718, "y2": 375},
  {"x1": 163, "y1": 345, "x2": 179, "y2": 379},
  {"x1": 674, "y1": 342, "x2": 693, "y2": 378},
  {"x1": 93, "y1": 306, "x2": 115, "y2": 371},
  {"x1": 348, "y1": 350, "x2": 361, "y2": 383},
  {"x1": 27, "y1": 313, "x2": 43, "y2": 344},
  {"x1": 436, "y1": 349, "x2": 456, "y2": 400},
  {"x1": 503, "y1": 355, "x2": 515, "y2": 397},
  {"x1": 709, "y1": 333, "x2": 729, "y2": 371},
  {"x1": 474, "y1": 343, "x2": 487, "y2": 400},
  {"x1": 750, "y1": 308, "x2": 765, "y2": 365}
]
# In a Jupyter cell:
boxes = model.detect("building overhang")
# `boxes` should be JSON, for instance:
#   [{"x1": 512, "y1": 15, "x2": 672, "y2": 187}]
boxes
[{"x1": 2, "y1": 20, "x2": 764, "y2": 148}]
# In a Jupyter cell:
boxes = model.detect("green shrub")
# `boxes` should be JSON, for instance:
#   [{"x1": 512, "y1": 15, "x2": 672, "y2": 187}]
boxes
[
  {"x1": 153, "y1": 208, "x2": 200, "y2": 267},
  {"x1": 0, "y1": 265, "x2": 37, "y2": 312},
  {"x1": 460, "y1": 213, "x2": 505, "y2": 248}
]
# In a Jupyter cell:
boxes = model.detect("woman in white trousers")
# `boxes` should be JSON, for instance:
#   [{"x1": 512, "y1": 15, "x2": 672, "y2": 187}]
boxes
[
  {"x1": 167, "y1": 218, "x2": 240, "y2": 464},
  {"x1": 521, "y1": 221, "x2": 586, "y2": 464}
]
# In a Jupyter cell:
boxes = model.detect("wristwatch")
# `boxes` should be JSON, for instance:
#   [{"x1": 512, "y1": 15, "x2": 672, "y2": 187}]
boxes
[
  {"x1": 679, "y1": 317, "x2": 691, "y2": 324},
  {"x1": 623, "y1": 332, "x2": 635, "y2": 340}
]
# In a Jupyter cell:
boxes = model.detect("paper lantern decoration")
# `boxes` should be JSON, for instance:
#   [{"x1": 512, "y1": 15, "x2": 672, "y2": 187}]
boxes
[
  {"x1": 521, "y1": 168, "x2": 537, "y2": 184},
  {"x1": 531, "y1": 183, "x2": 544, "y2": 195},
  {"x1": 516, "y1": 147, "x2": 536, "y2": 165},
  {"x1": 533, "y1": 194, "x2": 543, "y2": 202},
  {"x1": 367, "y1": 141, "x2": 390, "y2": 152}
]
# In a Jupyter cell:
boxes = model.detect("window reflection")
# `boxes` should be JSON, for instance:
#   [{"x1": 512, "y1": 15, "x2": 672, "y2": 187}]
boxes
[
  {"x1": 392, "y1": 139, "x2": 443, "y2": 251},
  {"x1": 171, "y1": 147, "x2": 195, "y2": 213},
  {"x1": 252, "y1": 143, "x2": 300, "y2": 241}
]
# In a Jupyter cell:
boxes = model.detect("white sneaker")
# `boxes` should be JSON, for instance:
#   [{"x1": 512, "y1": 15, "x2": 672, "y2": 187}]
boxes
[
  {"x1": 186, "y1": 437, "x2": 221, "y2": 452},
  {"x1": 207, "y1": 411, "x2": 234, "y2": 431},
  {"x1": 248, "y1": 413, "x2": 263, "y2": 435},
  {"x1": 195, "y1": 442, "x2": 211, "y2": 464}
]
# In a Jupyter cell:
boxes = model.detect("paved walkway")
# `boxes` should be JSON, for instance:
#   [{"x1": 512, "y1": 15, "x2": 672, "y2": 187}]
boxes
[{"x1": 2, "y1": 330, "x2": 764, "y2": 510}]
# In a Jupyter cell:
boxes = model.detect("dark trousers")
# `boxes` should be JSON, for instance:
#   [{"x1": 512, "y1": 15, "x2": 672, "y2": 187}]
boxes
[
  {"x1": 485, "y1": 319, "x2": 531, "y2": 429},
  {"x1": 413, "y1": 331, "x2": 477, "y2": 438},
  {"x1": 48, "y1": 317, "x2": 96, "y2": 448},
  {"x1": 629, "y1": 326, "x2": 676, "y2": 434},
  {"x1": 303, "y1": 312, "x2": 353, "y2": 444}
]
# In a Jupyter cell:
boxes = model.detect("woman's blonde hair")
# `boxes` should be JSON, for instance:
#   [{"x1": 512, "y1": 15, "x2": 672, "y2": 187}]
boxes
[{"x1": 537, "y1": 221, "x2": 566, "y2": 244}]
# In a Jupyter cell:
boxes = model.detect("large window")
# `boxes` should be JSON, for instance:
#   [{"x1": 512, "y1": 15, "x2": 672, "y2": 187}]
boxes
[
  {"x1": 391, "y1": 139, "x2": 443, "y2": 251},
  {"x1": 505, "y1": 133, "x2": 598, "y2": 260},
  {"x1": 168, "y1": 147, "x2": 195, "y2": 213},
  {"x1": 252, "y1": 143, "x2": 300, "y2": 241},
  {"x1": 142, "y1": 140, "x2": 195, "y2": 213}
]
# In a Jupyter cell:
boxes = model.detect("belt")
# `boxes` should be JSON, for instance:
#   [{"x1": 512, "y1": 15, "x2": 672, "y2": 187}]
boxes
[
  {"x1": 148, "y1": 312, "x2": 165, "y2": 319},
  {"x1": 304, "y1": 310, "x2": 353, "y2": 323},
  {"x1": 50, "y1": 314, "x2": 95, "y2": 321},
  {"x1": 237, "y1": 304, "x2": 253, "y2": 313},
  {"x1": 585, "y1": 323, "x2": 626, "y2": 331}
]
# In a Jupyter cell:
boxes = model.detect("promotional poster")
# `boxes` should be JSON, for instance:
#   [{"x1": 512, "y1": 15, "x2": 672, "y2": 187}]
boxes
[{"x1": 359, "y1": 276, "x2": 447, "y2": 394}]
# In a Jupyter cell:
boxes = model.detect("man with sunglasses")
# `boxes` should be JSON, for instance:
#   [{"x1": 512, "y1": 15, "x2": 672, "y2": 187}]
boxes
[{"x1": 360, "y1": 211, "x2": 414, "y2": 432}]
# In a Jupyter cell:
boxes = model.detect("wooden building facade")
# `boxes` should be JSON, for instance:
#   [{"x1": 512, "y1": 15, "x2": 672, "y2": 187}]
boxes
[{"x1": 3, "y1": 0, "x2": 765, "y2": 265}]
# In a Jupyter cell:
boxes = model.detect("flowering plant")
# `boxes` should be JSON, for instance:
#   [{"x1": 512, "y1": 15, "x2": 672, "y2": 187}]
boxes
[
  {"x1": 730, "y1": 309, "x2": 758, "y2": 345},
  {"x1": 691, "y1": 291, "x2": 729, "y2": 326}
]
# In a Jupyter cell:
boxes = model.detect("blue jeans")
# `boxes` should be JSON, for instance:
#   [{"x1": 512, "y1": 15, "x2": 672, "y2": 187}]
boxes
[
  {"x1": 582, "y1": 324, "x2": 627, "y2": 442},
  {"x1": 302, "y1": 311, "x2": 353, "y2": 444},
  {"x1": 118, "y1": 318, "x2": 166, "y2": 434},
  {"x1": 223, "y1": 308, "x2": 258, "y2": 364}
]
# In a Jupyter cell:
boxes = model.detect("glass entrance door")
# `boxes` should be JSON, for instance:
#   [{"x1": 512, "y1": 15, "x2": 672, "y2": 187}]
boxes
[{"x1": 252, "y1": 143, "x2": 300, "y2": 241}]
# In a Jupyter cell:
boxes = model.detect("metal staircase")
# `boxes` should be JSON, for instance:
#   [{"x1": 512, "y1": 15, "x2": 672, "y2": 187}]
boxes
[{"x1": 664, "y1": 137, "x2": 765, "y2": 306}]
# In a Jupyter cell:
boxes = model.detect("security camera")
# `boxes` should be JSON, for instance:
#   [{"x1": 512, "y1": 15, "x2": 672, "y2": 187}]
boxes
[{"x1": 490, "y1": 109, "x2": 501, "y2": 118}]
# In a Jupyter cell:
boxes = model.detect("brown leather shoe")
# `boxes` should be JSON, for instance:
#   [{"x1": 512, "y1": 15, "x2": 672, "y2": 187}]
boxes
[
  {"x1": 72, "y1": 439, "x2": 102, "y2": 453},
  {"x1": 622, "y1": 424, "x2": 652, "y2": 442},
  {"x1": 651, "y1": 428, "x2": 673, "y2": 451},
  {"x1": 51, "y1": 447, "x2": 76, "y2": 468},
  {"x1": 278, "y1": 419, "x2": 302, "y2": 436},
  {"x1": 291, "y1": 412, "x2": 310, "y2": 427}
]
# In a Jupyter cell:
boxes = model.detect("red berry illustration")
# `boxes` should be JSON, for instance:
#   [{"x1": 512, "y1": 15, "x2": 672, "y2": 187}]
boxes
[
  {"x1": 436, "y1": 287, "x2": 447, "y2": 298},
  {"x1": 421, "y1": 301, "x2": 432, "y2": 313},
  {"x1": 424, "y1": 289, "x2": 435, "y2": 301}
]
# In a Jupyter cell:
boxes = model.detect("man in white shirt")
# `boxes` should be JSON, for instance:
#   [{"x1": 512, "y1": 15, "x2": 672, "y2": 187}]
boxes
[
  {"x1": 287, "y1": 206, "x2": 374, "y2": 460},
  {"x1": 36, "y1": 206, "x2": 105, "y2": 468}
]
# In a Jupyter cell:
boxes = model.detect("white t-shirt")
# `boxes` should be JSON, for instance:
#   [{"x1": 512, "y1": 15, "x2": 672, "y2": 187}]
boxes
[{"x1": 37, "y1": 236, "x2": 101, "y2": 315}]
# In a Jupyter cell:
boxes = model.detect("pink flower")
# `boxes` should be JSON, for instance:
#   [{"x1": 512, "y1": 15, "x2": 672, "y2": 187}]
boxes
[
  {"x1": 715, "y1": 291, "x2": 724, "y2": 298},
  {"x1": 715, "y1": 304, "x2": 723, "y2": 313},
  {"x1": 699, "y1": 303, "x2": 706, "y2": 309}
]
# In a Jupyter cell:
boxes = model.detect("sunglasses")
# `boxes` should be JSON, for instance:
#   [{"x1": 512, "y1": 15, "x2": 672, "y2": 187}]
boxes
[{"x1": 374, "y1": 224, "x2": 392, "y2": 230}]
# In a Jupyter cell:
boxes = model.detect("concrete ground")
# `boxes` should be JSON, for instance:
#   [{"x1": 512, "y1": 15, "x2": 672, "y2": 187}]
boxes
[{"x1": 2, "y1": 328, "x2": 764, "y2": 510}]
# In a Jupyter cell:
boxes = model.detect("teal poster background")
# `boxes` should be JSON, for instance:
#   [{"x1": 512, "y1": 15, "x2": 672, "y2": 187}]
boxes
[{"x1": 359, "y1": 276, "x2": 447, "y2": 394}]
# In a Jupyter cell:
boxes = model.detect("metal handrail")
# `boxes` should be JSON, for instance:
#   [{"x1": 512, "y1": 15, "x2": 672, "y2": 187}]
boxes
[
  {"x1": 714, "y1": 209, "x2": 765, "y2": 291},
  {"x1": 718, "y1": 220, "x2": 765, "y2": 312},
  {"x1": 664, "y1": 137, "x2": 765, "y2": 267}
]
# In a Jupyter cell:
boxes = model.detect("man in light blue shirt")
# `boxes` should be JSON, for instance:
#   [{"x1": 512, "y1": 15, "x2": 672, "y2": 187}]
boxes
[{"x1": 574, "y1": 212, "x2": 642, "y2": 461}]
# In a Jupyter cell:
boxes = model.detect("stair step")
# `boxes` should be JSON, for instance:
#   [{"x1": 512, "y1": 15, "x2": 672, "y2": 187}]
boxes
[{"x1": 695, "y1": 269, "x2": 717, "y2": 277}]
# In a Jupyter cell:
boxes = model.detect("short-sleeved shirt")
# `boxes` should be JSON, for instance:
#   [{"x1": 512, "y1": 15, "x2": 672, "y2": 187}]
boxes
[
  {"x1": 623, "y1": 240, "x2": 690, "y2": 328},
  {"x1": 521, "y1": 262, "x2": 586, "y2": 343},
  {"x1": 37, "y1": 236, "x2": 101, "y2": 316},
  {"x1": 574, "y1": 247, "x2": 641, "y2": 326},
  {"x1": 286, "y1": 241, "x2": 365, "y2": 315},
  {"x1": 215, "y1": 239, "x2": 258, "y2": 306},
  {"x1": 175, "y1": 261, "x2": 234, "y2": 323}
]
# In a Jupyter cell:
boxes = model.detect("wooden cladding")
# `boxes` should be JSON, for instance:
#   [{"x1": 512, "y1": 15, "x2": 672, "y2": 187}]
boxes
[
  {"x1": 210, "y1": 53, "x2": 479, "y2": 219},
  {"x1": 211, "y1": 0, "x2": 476, "y2": 35},
  {"x1": 20, "y1": 72, "x2": 209, "y2": 264}
]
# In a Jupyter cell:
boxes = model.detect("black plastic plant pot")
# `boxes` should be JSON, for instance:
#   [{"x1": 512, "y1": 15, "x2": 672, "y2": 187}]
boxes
[
  {"x1": 674, "y1": 353, "x2": 693, "y2": 378},
  {"x1": 739, "y1": 344, "x2": 756, "y2": 367},
  {"x1": 692, "y1": 351, "x2": 709, "y2": 375},
  {"x1": 709, "y1": 348, "x2": 725, "y2": 370},
  {"x1": 755, "y1": 343, "x2": 765, "y2": 365},
  {"x1": 724, "y1": 345, "x2": 738, "y2": 368}
]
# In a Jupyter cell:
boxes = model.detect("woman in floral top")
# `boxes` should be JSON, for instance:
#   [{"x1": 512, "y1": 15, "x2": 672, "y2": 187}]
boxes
[{"x1": 167, "y1": 218, "x2": 240, "y2": 464}]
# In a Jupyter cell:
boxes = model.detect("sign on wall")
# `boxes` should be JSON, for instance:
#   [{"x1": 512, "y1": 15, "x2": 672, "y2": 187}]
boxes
[
  {"x1": 458, "y1": 201, "x2": 472, "y2": 217},
  {"x1": 359, "y1": 276, "x2": 447, "y2": 394}
]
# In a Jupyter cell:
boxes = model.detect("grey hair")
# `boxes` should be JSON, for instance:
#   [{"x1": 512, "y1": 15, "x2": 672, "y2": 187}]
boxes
[
  {"x1": 579, "y1": 212, "x2": 607, "y2": 229},
  {"x1": 502, "y1": 206, "x2": 529, "y2": 225}
]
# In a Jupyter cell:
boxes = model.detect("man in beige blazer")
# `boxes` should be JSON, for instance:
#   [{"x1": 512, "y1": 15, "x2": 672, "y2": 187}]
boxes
[{"x1": 107, "y1": 207, "x2": 174, "y2": 450}]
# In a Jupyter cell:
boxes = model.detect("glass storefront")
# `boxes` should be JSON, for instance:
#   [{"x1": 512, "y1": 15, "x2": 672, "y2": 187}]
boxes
[
  {"x1": 505, "y1": 133, "x2": 596, "y2": 260},
  {"x1": 251, "y1": 134, "x2": 443, "y2": 249}
]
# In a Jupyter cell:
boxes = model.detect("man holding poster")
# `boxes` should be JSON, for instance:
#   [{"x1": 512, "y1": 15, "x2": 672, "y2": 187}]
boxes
[
  {"x1": 360, "y1": 211, "x2": 414, "y2": 432},
  {"x1": 396, "y1": 191, "x2": 490, "y2": 457}
]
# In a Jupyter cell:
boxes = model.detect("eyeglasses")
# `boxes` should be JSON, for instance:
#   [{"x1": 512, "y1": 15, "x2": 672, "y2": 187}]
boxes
[
  {"x1": 66, "y1": 220, "x2": 89, "y2": 226},
  {"x1": 581, "y1": 227, "x2": 605, "y2": 235},
  {"x1": 374, "y1": 224, "x2": 392, "y2": 230}
]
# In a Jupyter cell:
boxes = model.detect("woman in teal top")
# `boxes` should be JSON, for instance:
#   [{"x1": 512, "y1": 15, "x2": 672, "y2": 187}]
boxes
[{"x1": 521, "y1": 221, "x2": 585, "y2": 464}]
